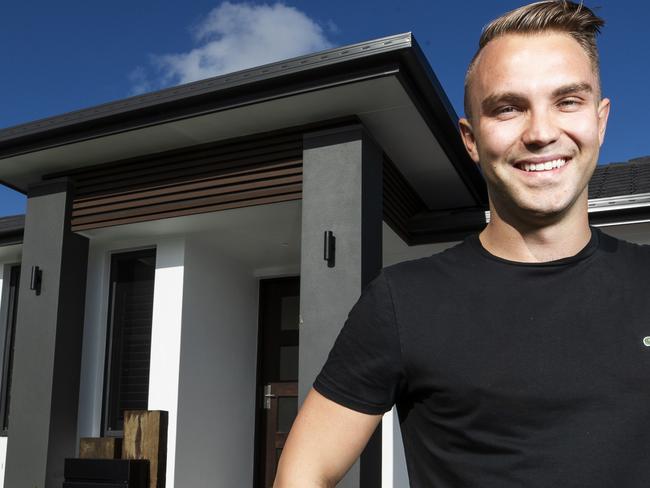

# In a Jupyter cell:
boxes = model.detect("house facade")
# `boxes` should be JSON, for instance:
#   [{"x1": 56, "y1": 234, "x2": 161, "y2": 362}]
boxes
[{"x1": 0, "y1": 33, "x2": 649, "y2": 487}]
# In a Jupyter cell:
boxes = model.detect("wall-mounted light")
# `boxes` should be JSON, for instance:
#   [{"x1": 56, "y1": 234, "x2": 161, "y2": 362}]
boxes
[
  {"x1": 324, "y1": 231, "x2": 336, "y2": 268},
  {"x1": 30, "y1": 266, "x2": 42, "y2": 295}
]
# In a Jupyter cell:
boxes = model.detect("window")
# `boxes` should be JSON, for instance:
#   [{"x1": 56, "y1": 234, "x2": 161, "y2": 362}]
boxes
[
  {"x1": 102, "y1": 249, "x2": 156, "y2": 435},
  {"x1": 0, "y1": 265, "x2": 20, "y2": 435}
]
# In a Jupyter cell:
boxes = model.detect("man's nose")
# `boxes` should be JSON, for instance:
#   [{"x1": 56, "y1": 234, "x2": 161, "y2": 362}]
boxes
[{"x1": 521, "y1": 109, "x2": 560, "y2": 147}]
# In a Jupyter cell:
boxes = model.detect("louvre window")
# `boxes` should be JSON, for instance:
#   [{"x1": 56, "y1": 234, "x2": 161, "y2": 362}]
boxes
[{"x1": 103, "y1": 249, "x2": 156, "y2": 435}]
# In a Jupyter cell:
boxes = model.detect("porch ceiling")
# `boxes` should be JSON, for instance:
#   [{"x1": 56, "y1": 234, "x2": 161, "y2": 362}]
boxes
[
  {"x1": 85, "y1": 200, "x2": 303, "y2": 275},
  {"x1": 81, "y1": 199, "x2": 454, "y2": 272},
  {"x1": 0, "y1": 243, "x2": 21, "y2": 262},
  {"x1": 0, "y1": 33, "x2": 486, "y2": 212}
]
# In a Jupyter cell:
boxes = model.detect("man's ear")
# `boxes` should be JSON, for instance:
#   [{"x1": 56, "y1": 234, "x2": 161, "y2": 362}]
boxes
[
  {"x1": 597, "y1": 97, "x2": 611, "y2": 146},
  {"x1": 458, "y1": 117, "x2": 480, "y2": 164}
]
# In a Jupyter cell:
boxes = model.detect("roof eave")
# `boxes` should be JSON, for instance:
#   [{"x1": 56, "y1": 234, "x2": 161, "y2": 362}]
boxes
[
  {"x1": 0, "y1": 33, "x2": 416, "y2": 157},
  {"x1": 0, "y1": 214, "x2": 25, "y2": 247}
]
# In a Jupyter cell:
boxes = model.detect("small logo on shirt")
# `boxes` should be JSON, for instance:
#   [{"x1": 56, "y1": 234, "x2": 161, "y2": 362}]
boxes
[{"x1": 644, "y1": 337, "x2": 650, "y2": 347}]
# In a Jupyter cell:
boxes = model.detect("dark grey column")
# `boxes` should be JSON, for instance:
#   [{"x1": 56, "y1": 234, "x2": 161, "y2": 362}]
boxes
[
  {"x1": 4, "y1": 179, "x2": 89, "y2": 488},
  {"x1": 299, "y1": 125, "x2": 383, "y2": 488}
]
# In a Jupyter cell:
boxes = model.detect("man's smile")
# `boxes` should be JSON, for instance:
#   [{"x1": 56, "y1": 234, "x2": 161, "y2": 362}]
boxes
[
  {"x1": 513, "y1": 156, "x2": 571, "y2": 173},
  {"x1": 515, "y1": 158, "x2": 569, "y2": 172}
]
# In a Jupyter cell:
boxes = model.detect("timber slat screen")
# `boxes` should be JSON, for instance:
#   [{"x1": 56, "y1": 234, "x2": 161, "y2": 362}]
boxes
[
  {"x1": 382, "y1": 156, "x2": 427, "y2": 243},
  {"x1": 44, "y1": 128, "x2": 428, "y2": 241},
  {"x1": 49, "y1": 133, "x2": 303, "y2": 231}
]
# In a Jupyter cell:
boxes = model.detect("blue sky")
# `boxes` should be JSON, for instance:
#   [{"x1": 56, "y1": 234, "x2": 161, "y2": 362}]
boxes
[{"x1": 1, "y1": 1, "x2": 648, "y2": 217}]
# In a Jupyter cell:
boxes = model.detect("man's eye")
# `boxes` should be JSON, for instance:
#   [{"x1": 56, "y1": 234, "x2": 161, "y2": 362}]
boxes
[
  {"x1": 559, "y1": 98, "x2": 580, "y2": 108},
  {"x1": 494, "y1": 106, "x2": 519, "y2": 116}
]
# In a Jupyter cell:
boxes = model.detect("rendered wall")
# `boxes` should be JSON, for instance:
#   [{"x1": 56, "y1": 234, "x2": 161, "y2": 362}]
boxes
[
  {"x1": 4, "y1": 181, "x2": 89, "y2": 488},
  {"x1": 602, "y1": 221, "x2": 650, "y2": 244},
  {"x1": 300, "y1": 125, "x2": 384, "y2": 488},
  {"x1": 174, "y1": 236, "x2": 259, "y2": 487}
]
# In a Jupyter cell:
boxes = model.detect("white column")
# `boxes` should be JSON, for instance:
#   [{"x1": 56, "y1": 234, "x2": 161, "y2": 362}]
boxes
[
  {"x1": 148, "y1": 238, "x2": 186, "y2": 488},
  {"x1": 381, "y1": 407, "x2": 410, "y2": 488}
]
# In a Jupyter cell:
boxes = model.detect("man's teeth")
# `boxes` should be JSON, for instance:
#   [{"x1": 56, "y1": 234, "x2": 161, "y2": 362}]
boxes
[{"x1": 521, "y1": 158, "x2": 567, "y2": 172}]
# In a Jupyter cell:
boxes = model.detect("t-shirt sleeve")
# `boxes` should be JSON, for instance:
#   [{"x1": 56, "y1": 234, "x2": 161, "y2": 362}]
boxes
[{"x1": 313, "y1": 271, "x2": 407, "y2": 415}]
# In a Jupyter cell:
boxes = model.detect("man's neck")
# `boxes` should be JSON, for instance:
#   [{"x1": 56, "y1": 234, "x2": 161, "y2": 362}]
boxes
[{"x1": 479, "y1": 205, "x2": 592, "y2": 263}]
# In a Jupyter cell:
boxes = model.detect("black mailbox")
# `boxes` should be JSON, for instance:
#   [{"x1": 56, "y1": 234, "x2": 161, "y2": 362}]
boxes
[{"x1": 63, "y1": 458, "x2": 149, "y2": 488}]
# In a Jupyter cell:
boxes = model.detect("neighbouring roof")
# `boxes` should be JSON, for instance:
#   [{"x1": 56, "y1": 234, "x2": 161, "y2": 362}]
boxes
[
  {"x1": 589, "y1": 156, "x2": 650, "y2": 199},
  {"x1": 586, "y1": 156, "x2": 650, "y2": 227}
]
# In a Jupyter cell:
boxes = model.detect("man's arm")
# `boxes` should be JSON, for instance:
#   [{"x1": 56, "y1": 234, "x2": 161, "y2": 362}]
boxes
[{"x1": 273, "y1": 387, "x2": 382, "y2": 487}]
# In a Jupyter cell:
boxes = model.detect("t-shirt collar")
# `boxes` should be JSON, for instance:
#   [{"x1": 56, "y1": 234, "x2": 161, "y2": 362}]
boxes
[{"x1": 467, "y1": 227, "x2": 600, "y2": 267}]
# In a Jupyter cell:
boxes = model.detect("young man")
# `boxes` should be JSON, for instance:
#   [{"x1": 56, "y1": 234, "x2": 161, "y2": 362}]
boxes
[{"x1": 275, "y1": 2, "x2": 650, "y2": 486}]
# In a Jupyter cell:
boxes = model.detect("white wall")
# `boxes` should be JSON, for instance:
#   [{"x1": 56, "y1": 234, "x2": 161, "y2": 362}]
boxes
[
  {"x1": 174, "y1": 235, "x2": 259, "y2": 487},
  {"x1": 0, "y1": 438, "x2": 5, "y2": 488}
]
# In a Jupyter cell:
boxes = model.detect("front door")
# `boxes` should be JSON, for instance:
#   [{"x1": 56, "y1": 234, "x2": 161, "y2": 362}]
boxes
[{"x1": 255, "y1": 277, "x2": 300, "y2": 487}]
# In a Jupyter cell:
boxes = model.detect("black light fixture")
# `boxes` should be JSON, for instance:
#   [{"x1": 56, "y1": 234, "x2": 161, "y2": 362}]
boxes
[
  {"x1": 30, "y1": 266, "x2": 42, "y2": 295},
  {"x1": 324, "y1": 230, "x2": 336, "y2": 268}
]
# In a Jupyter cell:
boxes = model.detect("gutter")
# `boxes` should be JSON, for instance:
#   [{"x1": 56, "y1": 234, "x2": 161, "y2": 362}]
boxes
[
  {"x1": 588, "y1": 192, "x2": 650, "y2": 227},
  {"x1": 588, "y1": 192, "x2": 650, "y2": 213}
]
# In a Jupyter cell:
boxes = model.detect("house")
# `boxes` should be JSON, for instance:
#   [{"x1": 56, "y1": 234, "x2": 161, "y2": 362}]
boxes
[{"x1": 0, "y1": 33, "x2": 649, "y2": 488}]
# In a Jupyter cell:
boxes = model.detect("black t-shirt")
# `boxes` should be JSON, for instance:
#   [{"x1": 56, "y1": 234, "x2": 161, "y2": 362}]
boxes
[{"x1": 314, "y1": 228, "x2": 650, "y2": 487}]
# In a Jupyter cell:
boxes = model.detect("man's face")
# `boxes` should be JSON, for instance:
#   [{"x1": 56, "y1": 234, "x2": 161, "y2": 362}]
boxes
[{"x1": 459, "y1": 32, "x2": 610, "y2": 225}]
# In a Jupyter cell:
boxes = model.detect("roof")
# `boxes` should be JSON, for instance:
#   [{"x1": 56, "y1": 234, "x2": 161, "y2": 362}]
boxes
[
  {"x1": 586, "y1": 156, "x2": 650, "y2": 227},
  {"x1": 589, "y1": 156, "x2": 650, "y2": 199},
  {"x1": 0, "y1": 33, "x2": 486, "y2": 211}
]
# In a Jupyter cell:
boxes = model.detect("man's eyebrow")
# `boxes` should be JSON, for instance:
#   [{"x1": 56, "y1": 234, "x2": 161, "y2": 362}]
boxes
[
  {"x1": 551, "y1": 82, "x2": 593, "y2": 98},
  {"x1": 481, "y1": 92, "x2": 527, "y2": 113}
]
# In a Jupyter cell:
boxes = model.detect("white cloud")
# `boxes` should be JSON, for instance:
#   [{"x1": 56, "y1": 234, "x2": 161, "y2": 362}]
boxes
[
  {"x1": 128, "y1": 66, "x2": 153, "y2": 96},
  {"x1": 130, "y1": 2, "x2": 335, "y2": 94}
]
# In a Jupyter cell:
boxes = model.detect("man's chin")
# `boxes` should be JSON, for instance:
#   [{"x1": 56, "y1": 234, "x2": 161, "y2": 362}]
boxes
[{"x1": 492, "y1": 198, "x2": 574, "y2": 227}]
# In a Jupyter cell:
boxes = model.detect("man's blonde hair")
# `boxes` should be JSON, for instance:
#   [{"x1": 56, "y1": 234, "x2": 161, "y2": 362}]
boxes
[{"x1": 464, "y1": 1, "x2": 605, "y2": 119}]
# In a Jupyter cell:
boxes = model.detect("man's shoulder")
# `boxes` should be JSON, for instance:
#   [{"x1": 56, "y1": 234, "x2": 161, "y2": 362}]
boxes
[
  {"x1": 381, "y1": 237, "x2": 474, "y2": 284},
  {"x1": 594, "y1": 229, "x2": 650, "y2": 283},
  {"x1": 598, "y1": 228, "x2": 650, "y2": 259}
]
